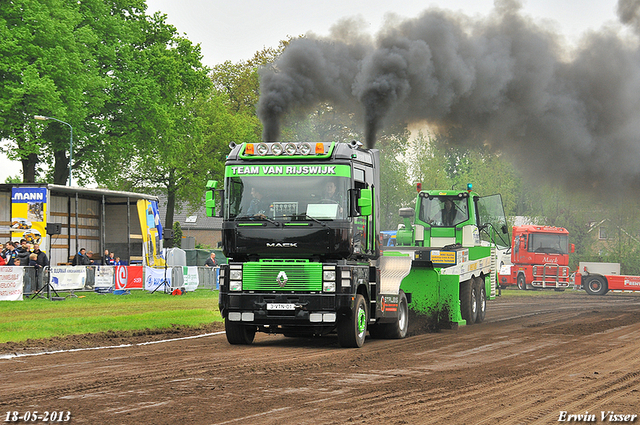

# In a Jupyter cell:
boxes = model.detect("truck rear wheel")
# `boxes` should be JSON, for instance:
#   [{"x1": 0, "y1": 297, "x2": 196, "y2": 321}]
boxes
[
  {"x1": 460, "y1": 280, "x2": 477, "y2": 325},
  {"x1": 337, "y1": 294, "x2": 368, "y2": 348},
  {"x1": 368, "y1": 291, "x2": 409, "y2": 339},
  {"x1": 225, "y1": 319, "x2": 256, "y2": 345},
  {"x1": 517, "y1": 274, "x2": 527, "y2": 290},
  {"x1": 584, "y1": 276, "x2": 608, "y2": 296},
  {"x1": 475, "y1": 277, "x2": 486, "y2": 323}
]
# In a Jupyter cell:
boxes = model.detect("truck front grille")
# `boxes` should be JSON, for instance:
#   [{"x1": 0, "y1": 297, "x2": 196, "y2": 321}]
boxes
[{"x1": 243, "y1": 260, "x2": 322, "y2": 291}]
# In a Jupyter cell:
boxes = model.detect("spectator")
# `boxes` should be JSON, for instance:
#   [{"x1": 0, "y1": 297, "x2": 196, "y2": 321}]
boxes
[
  {"x1": 72, "y1": 248, "x2": 92, "y2": 266},
  {"x1": 107, "y1": 252, "x2": 116, "y2": 265},
  {"x1": 204, "y1": 252, "x2": 218, "y2": 267},
  {"x1": 13, "y1": 257, "x2": 21, "y2": 266},
  {"x1": 16, "y1": 239, "x2": 31, "y2": 265},
  {"x1": 101, "y1": 249, "x2": 110, "y2": 265},
  {"x1": 32, "y1": 244, "x2": 49, "y2": 268},
  {"x1": 114, "y1": 256, "x2": 121, "y2": 266},
  {"x1": 4, "y1": 242, "x2": 17, "y2": 265}
]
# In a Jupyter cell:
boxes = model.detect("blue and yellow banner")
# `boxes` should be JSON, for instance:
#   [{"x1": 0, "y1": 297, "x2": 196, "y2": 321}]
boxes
[
  {"x1": 137, "y1": 199, "x2": 165, "y2": 267},
  {"x1": 10, "y1": 187, "x2": 47, "y2": 249}
]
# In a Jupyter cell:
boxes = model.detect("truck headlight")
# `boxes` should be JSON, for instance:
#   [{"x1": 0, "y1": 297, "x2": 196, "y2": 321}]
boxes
[
  {"x1": 323, "y1": 280, "x2": 336, "y2": 292},
  {"x1": 230, "y1": 270, "x2": 242, "y2": 281},
  {"x1": 230, "y1": 280, "x2": 242, "y2": 291},
  {"x1": 323, "y1": 270, "x2": 336, "y2": 281}
]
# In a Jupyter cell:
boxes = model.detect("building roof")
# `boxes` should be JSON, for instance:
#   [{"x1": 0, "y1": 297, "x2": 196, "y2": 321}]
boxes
[{"x1": 156, "y1": 194, "x2": 222, "y2": 231}]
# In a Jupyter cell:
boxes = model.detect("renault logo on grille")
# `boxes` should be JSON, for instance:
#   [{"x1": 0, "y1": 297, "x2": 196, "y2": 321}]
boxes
[{"x1": 276, "y1": 271, "x2": 288, "y2": 287}]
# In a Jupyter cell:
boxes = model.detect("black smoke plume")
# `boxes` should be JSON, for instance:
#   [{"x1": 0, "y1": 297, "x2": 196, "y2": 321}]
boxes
[{"x1": 258, "y1": 0, "x2": 640, "y2": 192}]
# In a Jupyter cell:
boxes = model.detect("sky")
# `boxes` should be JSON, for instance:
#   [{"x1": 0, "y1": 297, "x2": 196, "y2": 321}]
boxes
[{"x1": 0, "y1": 0, "x2": 624, "y2": 183}]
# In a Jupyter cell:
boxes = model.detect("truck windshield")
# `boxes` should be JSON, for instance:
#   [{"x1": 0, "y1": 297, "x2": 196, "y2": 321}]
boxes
[
  {"x1": 528, "y1": 233, "x2": 569, "y2": 254},
  {"x1": 226, "y1": 175, "x2": 349, "y2": 221},
  {"x1": 419, "y1": 196, "x2": 469, "y2": 227}
]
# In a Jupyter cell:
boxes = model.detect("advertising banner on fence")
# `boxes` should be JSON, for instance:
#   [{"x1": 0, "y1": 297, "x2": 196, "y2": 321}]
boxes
[
  {"x1": 50, "y1": 266, "x2": 86, "y2": 290},
  {"x1": 115, "y1": 266, "x2": 143, "y2": 290},
  {"x1": 95, "y1": 266, "x2": 115, "y2": 289},
  {"x1": 0, "y1": 266, "x2": 24, "y2": 301},
  {"x1": 144, "y1": 267, "x2": 171, "y2": 291},
  {"x1": 10, "y1": 187, "x2": 47, "y2": 249},
  {"x1": 182, "y1": 266, "x2": 199, "y2": 292}
]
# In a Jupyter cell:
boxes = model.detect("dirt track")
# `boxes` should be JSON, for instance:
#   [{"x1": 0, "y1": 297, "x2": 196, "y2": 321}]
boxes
[{"x1": 2, "y1": 290, "x2": 640, "y2": 424}]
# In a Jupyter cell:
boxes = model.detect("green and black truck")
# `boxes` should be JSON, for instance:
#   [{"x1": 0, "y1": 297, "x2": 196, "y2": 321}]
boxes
[{"x1": 206, "y1": 141, "x2": 508, "y2": 347}]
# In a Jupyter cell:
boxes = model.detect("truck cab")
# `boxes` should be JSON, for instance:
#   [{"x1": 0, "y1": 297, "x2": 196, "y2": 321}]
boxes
[
  {"x1": 207, "y1": 141, "x2": 404, "y2": 348},
  {"x1": 388, "y1": 186, "x2": 509, "y2": 327},
  {"x1": 499, "y1": 225, "x2": 574, "y2": 290}
]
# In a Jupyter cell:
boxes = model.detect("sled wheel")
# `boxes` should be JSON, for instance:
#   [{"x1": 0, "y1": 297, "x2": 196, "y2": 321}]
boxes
[
  {"x1": 460, "y1": 280, "x2": 477, "y2": 325},
  {"x1": 475, "y1": 277, "x2": 486, "y2": 323},
  {"x1": 225, "y1": 319, "x2": 256, "y2": 345},
  {"x1": 338, "y1": 294, "x2": 368, "y2": 348}
]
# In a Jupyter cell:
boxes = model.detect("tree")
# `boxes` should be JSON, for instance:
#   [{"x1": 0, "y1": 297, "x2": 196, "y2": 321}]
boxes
[{"x1": 0, "y1": 0, "x2": 150, "y2": 184}]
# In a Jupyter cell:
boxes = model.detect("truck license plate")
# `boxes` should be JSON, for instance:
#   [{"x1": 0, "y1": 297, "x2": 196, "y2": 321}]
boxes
[{"x1": 267, "y1": 303, "x2": 296, "y2": 311}]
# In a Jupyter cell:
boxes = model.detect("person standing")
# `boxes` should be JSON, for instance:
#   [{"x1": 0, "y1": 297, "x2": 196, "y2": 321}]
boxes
[
  {"x1": 4, "y1": 242, "x2": 17, "y2": 265},
  {"x1": 16, "y1": 239, "x2": 31, "y2": 266},
  {"x1": 204, "y1": 252, "x2": 218, "y2": 267},
  {"x1": 101, "y1": 249, "x2": 110, "y2": 265},
  {"x1": 33, "y1": 244, "x2": 49, "y2": 268},
  {"x1": 72, "y1": 248, "x2": 92, "y2": 266}
]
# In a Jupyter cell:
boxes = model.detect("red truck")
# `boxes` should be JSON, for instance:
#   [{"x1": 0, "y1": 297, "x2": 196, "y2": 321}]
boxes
[
  {"x1": 498, "y1": 225, "x2": 574, "y2": 290},
  {"x1": 574, "y1": 262, "x2": 640, "y2": 295}
]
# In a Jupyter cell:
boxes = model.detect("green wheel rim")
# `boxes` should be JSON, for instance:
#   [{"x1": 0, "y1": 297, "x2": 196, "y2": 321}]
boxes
[{"x1": 357, "y1": 305, "x2": 366, "y2": 334}]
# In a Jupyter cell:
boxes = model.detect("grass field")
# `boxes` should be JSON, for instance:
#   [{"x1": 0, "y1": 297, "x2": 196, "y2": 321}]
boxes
[{"x1": 0, "y1": 289, "x2": 222, "y2": 343}]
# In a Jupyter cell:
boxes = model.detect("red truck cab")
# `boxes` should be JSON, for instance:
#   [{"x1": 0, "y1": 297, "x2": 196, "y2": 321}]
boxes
[{"x1": 499, "y1": 225, "x2": 574, "y2": 290}]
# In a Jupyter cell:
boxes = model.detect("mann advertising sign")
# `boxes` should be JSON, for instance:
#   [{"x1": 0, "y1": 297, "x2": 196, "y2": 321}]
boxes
[{"x1": 10, "y1": 187, "x2": 48, "y2": 248}]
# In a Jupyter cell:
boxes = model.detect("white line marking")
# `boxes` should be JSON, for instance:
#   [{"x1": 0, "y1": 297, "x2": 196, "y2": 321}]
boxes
[{"x1": 0, "y1": 331, "x2": 226, "y2": 361}]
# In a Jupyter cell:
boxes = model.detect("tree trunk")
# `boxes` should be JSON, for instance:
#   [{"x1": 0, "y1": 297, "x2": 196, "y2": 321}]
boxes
[
  {"x1": 53, "y1": 150, "x2": 69, "y2": 185},
  {"x1": 21, "y1": 153, "x2": 38, "y2": 183},
  {"x1": 165, "y1": 185, "x2": 176, "y2": 232}
]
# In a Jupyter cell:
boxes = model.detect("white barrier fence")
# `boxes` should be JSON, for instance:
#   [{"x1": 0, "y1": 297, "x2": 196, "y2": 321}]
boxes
[{"x1": 0, "y1": 265, "x2": 220, "y2": 301}]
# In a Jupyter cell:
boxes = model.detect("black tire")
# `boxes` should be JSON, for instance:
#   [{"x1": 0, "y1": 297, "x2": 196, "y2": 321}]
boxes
[
  {"x1": 337, "y1": 294, "x2": 368, "y2": 348},
  {"x1": 517, "y1": 274, "x2": 527, "y2": 290},
  {"x1": 368, "y1": 291, "x2": 409, "y2": 339},
  {"x1": 460, "y1": 280, "x2": 477, "y2": 325},
  {"x1": 225, "y1": 319, "x2": 256, "y2": 345},
  {"x1": 475, "y1": 277, "x2": 486, "y2": 323},
  {"x1": 584, "y1": 275, "x2": 608, "y2": 296}
]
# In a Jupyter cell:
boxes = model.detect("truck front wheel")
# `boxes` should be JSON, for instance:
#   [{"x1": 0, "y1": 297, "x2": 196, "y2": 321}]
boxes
[
  {"x1": 475, "y1": 277, "x2": 486, "y2": 323},
  {"x1": 337, "y1": 294, "x2": 368, "y2": 348},
  {"x1": 584, "y1": 276, "x2": 608, "y2": 296},
  {"x1": 517, "y1": 274, "x2": 527, "y2": 290},
  {"x1": 225, "y1": 319, "x2": 256, "y2": 345},
  {"x1": 460, "y1": 280, "x2": 477, "y2": 325}
]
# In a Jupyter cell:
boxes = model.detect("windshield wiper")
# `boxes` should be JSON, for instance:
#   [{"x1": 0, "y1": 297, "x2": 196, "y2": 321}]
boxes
[
  {"x1": 254, "y1": 215, "x2": 280, "y2": 226},
  {"x1": 299, "y1": 213, "x2": 327, "y2": 227}
]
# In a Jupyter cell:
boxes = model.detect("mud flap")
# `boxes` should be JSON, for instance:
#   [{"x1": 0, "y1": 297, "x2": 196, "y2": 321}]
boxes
[{"x1": 400, "y1": 268, "x2": 465, "y2": 329}]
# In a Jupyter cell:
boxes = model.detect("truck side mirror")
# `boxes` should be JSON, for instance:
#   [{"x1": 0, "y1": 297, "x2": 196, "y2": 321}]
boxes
[
  {"x1": 358, "y1": 188, "x2": 372, "y2": 216},
  {"x1": 206, "y1": 180, "x2": 218, "y2": 217},
  {"x1": 570, "y1": 243, "x2": 575, "y2": 253}
]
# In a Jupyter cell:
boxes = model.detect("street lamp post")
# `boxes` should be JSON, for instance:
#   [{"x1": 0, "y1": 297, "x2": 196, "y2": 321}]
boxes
[{"x1": 34, "y1": 115, "x2": 73, "y2": 186}]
